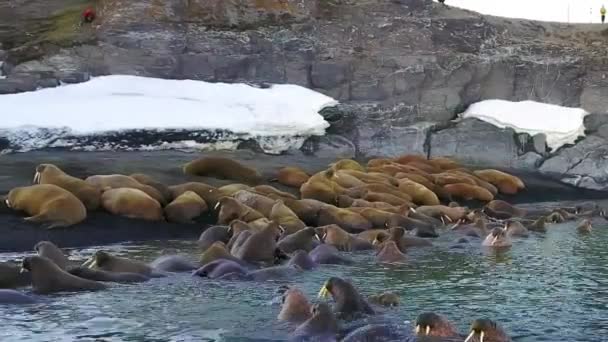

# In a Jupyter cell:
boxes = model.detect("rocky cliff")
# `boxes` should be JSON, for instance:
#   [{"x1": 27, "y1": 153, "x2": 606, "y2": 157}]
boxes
[{"x1": 1, "y1": 0, "x2": 608, "y2": 191}]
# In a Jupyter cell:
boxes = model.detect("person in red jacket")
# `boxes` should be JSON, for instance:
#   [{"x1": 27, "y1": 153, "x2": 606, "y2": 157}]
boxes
[{"x1": 82, "y1": 7, "x2": 96, "y2": 24}]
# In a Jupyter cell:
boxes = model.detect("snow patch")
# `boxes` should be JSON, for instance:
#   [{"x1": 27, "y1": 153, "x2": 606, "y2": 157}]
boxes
[
  {"x1": 462, "y1": 100, "x2": 589, "y2": 151},
  {"x1": 0, "y1": 75, "x2": 337, "y2": 154}
]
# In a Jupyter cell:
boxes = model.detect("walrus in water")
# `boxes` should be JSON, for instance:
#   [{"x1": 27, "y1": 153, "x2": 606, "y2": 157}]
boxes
[
  {"x1": 183, "y1": 156, "x2": 263, "y2": 185},
  {"x1": 233, "y1": 221, "x2": 283, "y2": 265},
  {"x1": 0, "y1": 262, "x2": 31, "y2": 288},
  {"x1": 291, "y1": 303, "x2": 339, "y2": 341},
  {"x1": 464, "y1": 318, "x2": 511, "y2": 342},
  {"x1": 197, "y1": 225, "x2": 231, "y2": 251},
  {"x1": 85, "y1": 174, "x2": 167, "y2": 205},
  {"x1": 101, "y1": 188, "x2": 164, "y2": 221},
  {"x1": 485, "y1": 200, "x2": 526, "y2": 218},
  {"x1": 482, "y1": 228, "x2": 512, "y2": 248},
  {"x1": 215, "y1": 197, "x2": 265, "y2": 225},
  {"x1": 68, "y1": 267, "x2": 149, "y2": 283},
  {"x1": 82, "y1": 251, "x2": 162, "y2": 277},
  {"x1": 415, "y1": 312, "x2": 459, "y2": 338},
  {"x1": 375, "y1": 241, "x2": 406, "y2": 264},
  {"x1": 375, "y1": 227, "x2": 432, "y2": 251},
  {"x1": 34, "y1": 241, "x2": 69, "y2": 270},
  {"x1": 150, "y1": 255, "x2": 198, "y2": 272},
  {"x1": 278, "y1": 287, "x2": 312, "y2": 324},
  {"x1": 317, "y1": 277, "x2": 374, "y2": 319},
  {"x1": 275, "y1": 166, "x2": 310, "y2": 188},
  {"x1": 246, "y1": 264, "x2": 303, "y2": 281},
  {"x1": 22, "y1": 256, "x2": 106, "y2": 294},
  {"x1": 287, "y1": 250, "x2": 318, "y2": 270},
  {"x1": 577, "y1": 219, "x2": 592, "y2": 234},
  {"x1": 309, "y1": 245, "x2": 354, "y2": 265},
  {"x1": 6, "y1": 184, "x2": 87, "y2": 228},
  {"x1": 504, "y1": 221, "x2": 529, "y2": 238},
  {"x1": 33, "y1": 164, "x2": 101, "y2": 210},
  {"x1": 199, "y1": 241, "x2": 248, "y2": 267},
  {"x1": 277, "y1": 227, "x2": 320, "y2": 254},
  {"x1": 315, "y1": 225, "x2": 372, "y2": 251},
  {"x1": 368, "y1": 291, "x2": 400, "y2": 307},
  {"x1": 0, "y1": 289, "x2": 37, "y2": 304},
  {"x1": 192, "y1": 259, "x2": 248, "y2": 279},
  {"x1": 129, "y1": 173, "x2": 173, "y2": 203}
]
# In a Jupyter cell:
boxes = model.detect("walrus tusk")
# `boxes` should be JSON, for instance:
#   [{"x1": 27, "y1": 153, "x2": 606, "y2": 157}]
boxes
[
  {"x1": 491, "y1": 236, "x2": 499, "y2": 246},
  {"x1": 449, "y1": 222, "x2": 460, "y2": 230},
  {"x1": 425, "y1": 326, "x2": 430, "y2": 335},
  {"x1": 5, "y1": 199, "x2": 11, "y2": 208},
  {"x1": 317, "y1": 283, "x2": 329, "y2": 298},
  {"x1": 464, "y1": 330, "x2": 476, "y2": 342},
  {"x1": 409, "y1": 208, "x2": 417, "y2": 213},
  {"x1": 372, "y1": 238, "x2": 379, "y2": 245},
  {"x1": 214, "y1": 202, "x2": 221, "y2": 210},
  {"x1": 314, "y1": 234, "x2": 321, "y2": 241},
  {"x1": 82, "y1": 257, "x2": 96, "y2": 268},
  {"x1": 33, "y1": 172, "x2": 40, "y2": 184},
  {"x1": 19, "y1": 267, "x2": 28, "y2": 274},
  {"x1": 415, "y1": 325, "x2": 420, "y2": 334}
]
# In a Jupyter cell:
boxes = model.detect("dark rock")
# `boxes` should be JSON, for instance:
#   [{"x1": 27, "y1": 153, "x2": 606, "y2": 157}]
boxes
[
  {"x1": 311, "y1": 61, "x2": 349, "y2": 90},
  {"x1": 57, "y1": 72, "x2": 90, "y2": 84},
  {"x1": 0, "y1": 75, "x2": 38, "y2": 94},
  {"x1": 299, "y1": 134, "x2": 356, "y2": 159},
  {"x1": 584, "y1": 113, "x2": 608, "y2": 133},
  {"x1": 595, "y1": 124, "x2": 608, "y2": 139},
  {"x1": 36, "y1": 78, "x2": 60, "y2": 89}
]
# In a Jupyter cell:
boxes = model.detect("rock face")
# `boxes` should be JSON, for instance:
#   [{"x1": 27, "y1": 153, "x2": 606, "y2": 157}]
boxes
[{"x1": 2, "y1": 0, "x2": 608, "y2": 191}]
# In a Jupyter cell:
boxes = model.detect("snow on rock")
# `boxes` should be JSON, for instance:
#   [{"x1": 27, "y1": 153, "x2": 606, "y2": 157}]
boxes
[
  {"x1": 462, "y1": 100, "x2": 589, "y2": 151},
  {"x1": 0, "y1": 75, "x2": 337, "y2": 154}
]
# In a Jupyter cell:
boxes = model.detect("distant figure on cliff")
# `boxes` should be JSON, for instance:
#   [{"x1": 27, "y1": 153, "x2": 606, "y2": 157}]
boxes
[
  {"x1": 601, "y1": 5, "x2": 606, "y2": 24},
  {"x1": 82, "y1": 7, "x2": 96, "y2": 24},
  {"x1": 438, "y1": 0, "x2": 446, "y2": 4}
]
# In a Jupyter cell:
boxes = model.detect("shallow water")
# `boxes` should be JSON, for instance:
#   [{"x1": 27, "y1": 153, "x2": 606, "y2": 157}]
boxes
[{"x1": 1, "y1": 218, "x2": 607, "y2": 342}]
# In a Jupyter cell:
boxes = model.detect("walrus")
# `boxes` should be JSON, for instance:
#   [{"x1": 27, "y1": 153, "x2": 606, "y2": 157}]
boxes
[
  {"x1": 0, "y1": 289, "x2": 37, "y2": 304},
  {"x1": 247, "y1": 264, "x2": 303, "y2": 281},
  {"x1": 397, "y1": 179, "x2": 439, "y2": 205},
  {"x1": 300, "y1": 179, "x2": 340, "y2": 205},
  {"x1": 368, "y1": 291, "x2": 400, "y2": 307},
  {"x1": 405, "y1": 160, "x2": 441, "y2": 174},
  {"x1": 341, "y1": 324, "x2": 413, "y2": 342},
  {"x1": 341, "y1": 170, "x2": 398, "y2": 186},
  {"x1": 287, "y1": 250, "x2": 318, "y2": 270},
  {"x1": 270, "y1": 200, "x2": 306, "y2": 234},
  {"x1": 291, "y1": 303, "x2": 339, "y2": 341},
  {"x1": 433, "y1": 172, "x2": 477, "y2": 186},
  {"x1": 363, "y1": 191, "x2": 412, "y2": 207},
  {"x1": 22, "y1": 256, "x2": 107, "y2": 294},
  {"x1": 317, "y1": 277, "x2": 374, "y2": 319},
  {"x1": 464, "y1": 318, "x2": 511, "y2": 342},
  {"x1": 394, "y1": 171, "x2": 437, "y2": 190},
  {"x1": 33, "y1": 164, "x2": 101, "y2": 210},
  {"x1": 443, "y1": 183, "x2": 494, "y2": 202},
  {"x1": 375, "y1": 227, "x2": 432, "y2": 250},
  {"x1": 275, "y1": 167, "x2": 310, "y2": 188},
  {"x1": 85, "y1": 174, "x2": 167, "y2": 205},
  {"x1": 375, "y1": 241, "x2": 406, "y2": 264},
  {"x1": 505, "y1": 221, "x2": 529, "y2": 237},
  {"x1": 427, "y1": 157, "x2": 461, "y2": 170},
  {"x1": 526, "y1": 216, "x2": 547, "y2": 233},
  {"x1": 192, "y1": 259, "x2": 248, "y2": 279},
  {"x1": 349, "y1": 207, "x2": 410, "y2": 229},
  {"x1": 348, "y1": 198, "x2": 395, "y2": 210},
  {"x1": 366, "y1": 158, "x2": 394, "y2": 168},
  {"x1": 329, "y1": 159, "x2": 365, "y2": 172},
  {"x1": 228, "y1": 230, "x2": 253, "y2": 255},
  {"x1": 199, "y1": 241, "x2": 250, "y2": 268},
  {"x1": 197, "y1": 225, "x2": 231, "y2": 251},
  {"x1": 277, "y1": 227, "x2": 320, "y2": 254},
  {"x1": 317, "y1": 206, "x2": 372, "y2": 233},
  {"x1": 415, "y1": 312, "x2": 459, "y2": 337},
  {"x1": 0, "y1": 262, "x2": 31, "y2": 289},
  {"x1": 182, "y1": 156, "x2": 263, "y2": 185},
  {"x1": 447, "y1": 170, "x2": 499, "y2": 196},
  {"x1": 282, "y1": 198, "x2": 327, "y2": 226},
  {"x1": 129, "y1": 173, "x2": 173, "y2": 203},
  {"x1": 309, "y1": 244, "x2": 354, "y2": 265},
  {"x1": 577, "y1": 219, "x2": 592, "y2": 234},
  {"x1": 278, "y1": 287, "x2": 312, "y2": 324},
  {"x1": 545, "y1": 211, "x2": 565, "y2": 223},
  {"x1": 233, "y1": 190, "x2": 276, "y2": 217},
  {"x1": 215, "y1": 197, "x2": 265, "y2": 225},
  {"x1": 34, "y1": 241, "x2": 69, "y2": 270},
  {"x1": 407, "y1": 209, "x2": 445, "y2": 227},
  {"x1": 150, "y1": 255, "x2": 198, "y2": 272},
  {"x1": 416, "y1": 205, "x2": 467, "y2": 222},
  {"x1": 485, "y1": 200, "x2": 527, "y2": 218},
  {"x1": 357, "y1": 229, "x2": 389, "y2": 244},
  {"x1": 217, "y1": 184, "x2": 251, "y2": 197},
  {"x1": 82, "y1": 251, "x2": 162, "y2": 277},
  {"x1": 451, "y1": 218, "x2": 489, "y2": 238},
  {"x1": 254, "y1": 185, "x2": 297, "y2": 200},
  {"x1": 6, "y1": 184, "x2": 87, "y2": 228},
  {"x1": 393, "y1": 154, "x2": 428, "y2": 165},
  {"x1": 164, "y1": 190, "x2": 208, "y2": 224},
  {"x1": 101, "y1": 188, "x2": 164, "y2": 221},
  {"x1": 68, "y1": 267, "x2": 150, "y2": 283},
  {"x1": 233, "y1": 221, "x2": 282, "y2": 265},
  {"x1": 315, "y1": 224, "x2": 373, "y2": 251},
  {"x1": 168, "y1": 182, "x2": 221, "y2": 208},
  {"x1": 331, "y1": 171, "x2": 366, "y2": 188},
  {"x1": 473, "y1": 169, "x2": 525, "y2": 195},
  {"x1": 482, "y1": 228, "x2": 512, "y2": 248}
]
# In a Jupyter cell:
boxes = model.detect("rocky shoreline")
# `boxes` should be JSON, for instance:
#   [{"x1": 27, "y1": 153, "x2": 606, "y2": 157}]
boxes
[{"x1": 0, "y1": 150, "x2": 606, "y2": 252}]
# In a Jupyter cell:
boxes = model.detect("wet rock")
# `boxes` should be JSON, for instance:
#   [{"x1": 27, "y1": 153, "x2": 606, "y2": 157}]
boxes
[
  {"x1": 512, "y1": 152, "x2": 543, "y2": 170},
  {"x1": 584, "y1": 113, "x2": 608, "y2": 133},
  {"x1": 299, "y1": 134, "x2": 356, "y2": 159},
  {"x1": 594, "y1": 124, "x2": 608, "y2": 139},
  {"x1": 0, "y1": 74, "x2": 38, "y2": 94}
]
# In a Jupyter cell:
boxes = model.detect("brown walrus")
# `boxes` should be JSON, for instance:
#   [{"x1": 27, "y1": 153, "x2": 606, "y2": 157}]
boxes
[
  {"x1": 291, "y1": 303, "x2": 339, "y2": 339},
  {"x1": 344, "y1": 183, "x2": 412, "y2": 202},
  {"x1": 357, "y1": 229, "x2": 389, "y2": 244},
  {"x1": 182, "y1": 156, "x2": 263, "y2": 185},
  {"x1": 215, "y1": 197, "x2": 265, "y2": 225},
  {"x1": 22, "y1": 256, "x2": 106, "y2": 294},
  {"x1": 253, "y1": 185, "x2": 297, "y2": 200},
  {"x1": 275, "y1": 167, "x2": 310, "y2": 188},
  {"x1": 375, "y1": 241, "x2": 406, "y2": 264},
  {"x1": 278, "y1": 287, "x2": 312, "y2": 324},
  {"x1": 317, "y1": 277, "x2": 374, "y2": 319},
  {"x1": 6, "y1": 184, "x2": 87, "y2": 228},
  {"x1": 34, "y1": 241, "x2": 69, "y2": 270},
  {"x1": 233, "y1": 221, "x2": 283, "y2": 265},
  {"x1": 0, "y1": 262, "x2": 31, "y2": 289},
  {"x1": 85, "y1": 174, "x2": 167, "y2": 205},
  {"x1": 200, "y1": 241, "x2": 246, "y2": 266},
  {"x1": 198, "y1": 225, "x2": 231, "y2": 251},
  {"x1": 232, "y1": 190, "x2": 276, "y2": 217},
  {"x1": 101, "y1": 188, "x2": 164, "y2": 221},
  {"x1": 485, "y1": 200, "x2": 526, "y2": 218},
  {"x1": 277, "y1": 227, "x2": 320, "y2": 254},
  {"x1": 576, "y1": 219, "x2": 592, "y2": 234},
  {"x1": 464, "y1": 318, "x2": 511, "y2": 342},
  {"x1": 129, "y1": 173, "x2": 173, "y2": 203},
  {"x1": 415, "y1": 312, "x2": 459, "y2": 337},
  {"x1": 473, "y1": 169, "x2": 525, "y2": 195},
  {"x1": 397, "y1": 179, "x2": 439, "y2": 206},
  {"x1": 269, "y1": 200, "x2": 306, "y2": 234},
  {"x1": 168, "y1": 182, "x2": 221, "y2": 208},
  {"x1": 329, "y1": 159, "x2": 365, "y2": 172},
  {"x1": 315, "y1": 224, "x2": 372, "y2": 251},
  {"x1": 164, "y1": 190, "x2": 208, "y2": 224},
  {"x1": 300, "y1": 179, "x2": 340, "y2": 205},
  {"x1": 82, "y1": 251, "x2": 157, "y2": 276},
  {"x1": 443, "y1": 183, "x2": 494, "y2": 202},
  {"x1": 348, "y1": 207, "x2": 410, "y2": 229},
  {"x1": 317, "y1": 206, "x2": 372, "y2": 233},
  {"x1": 368, "y1": 291, "x2": 400, "y2": 307},
  {"x1": 505, "y1": 221, "x2": 529, "y2": 237},
  {"x1": 283, "y1": 198, "x2": 327, "y2": 225},
  {"x1": 33, "y1": 164, "x2": 101, "y2": 210}
]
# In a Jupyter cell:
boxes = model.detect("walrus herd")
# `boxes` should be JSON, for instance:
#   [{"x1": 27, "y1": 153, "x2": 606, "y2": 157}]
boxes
[{"x1": 1, "y1": 154, "x2": 606, "y2": 341}]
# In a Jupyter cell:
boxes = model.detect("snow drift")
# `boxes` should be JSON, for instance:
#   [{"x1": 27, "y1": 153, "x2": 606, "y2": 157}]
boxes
[
  {"x1": 462, "y1": 100, "x2": 589, "y2": 151},
  {"x1": 0, "y1": 75, "x2": 337, "y2": 154}
]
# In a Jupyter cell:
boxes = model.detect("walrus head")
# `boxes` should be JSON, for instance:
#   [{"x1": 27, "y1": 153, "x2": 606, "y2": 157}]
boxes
[
  {"x1": 415, "y1": 312, "x2": 458, "y2": 337},
  {"x1": 464, "y1": 318, "x2": 509, "y2": 342},
  {"x1": 33, "y1": 164, "x2": 62, "y2": 184},
  {"x1": 82, "y1": 251, "x2": 110, "y2": 269},
  {"x1": 20, "y1": 257, "x2": 33, "y2": 273},
  {"x1": 317, "y1": 276, "x2": 374, "y2": 317}
]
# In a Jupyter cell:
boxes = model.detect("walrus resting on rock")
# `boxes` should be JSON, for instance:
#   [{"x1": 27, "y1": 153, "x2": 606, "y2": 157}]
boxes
[
  {"x1": 275, "y1": 167, "x2": 310, "y2": 188},
  {"x1": 85, "y1": 174, "x2": 167, "y2": 205},
  {"x1": 6, "y1": 184, "x2": 87, "y2": 228},
  {"x1": 183, "y1": 156, "x2": 263, "y2": 185},
  {"x1": 33, "y1": 164, "x2": 101, "y2": 210},
  {"x1": 101, "y1": 188, "x2": 164, "y2": 222},
  {"x1": 164, "y1": 190, "x2": 208, "y2": 224},
  {"x1": 22, "y1": 256, "x2": 107, "y2": 294}
]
